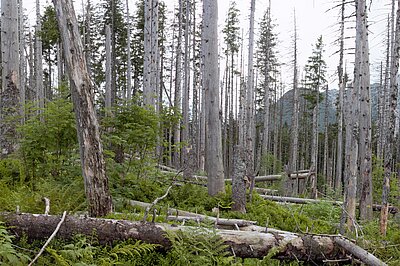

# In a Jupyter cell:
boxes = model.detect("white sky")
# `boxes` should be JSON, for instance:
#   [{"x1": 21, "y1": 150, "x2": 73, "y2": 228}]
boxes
[{"x1": 22, "y1": 0, "x2": 391, "y2": 90}]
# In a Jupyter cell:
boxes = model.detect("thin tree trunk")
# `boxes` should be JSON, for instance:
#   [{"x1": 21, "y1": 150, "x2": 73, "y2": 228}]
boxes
[
  {"x1": 173, "y1": 0, "x2": 183, "y2": 168},
  {"x1": 126, "y1": 0, "x2": 132, "y2": 101},
  {"x1": 246, "y1": 0, "x2": 256, "y2": 185},
  {"x1": 335, "y1": 0, "x2": 346, "y2": 193},
  {"x1": 289, "y1": 12, "x2": 299, "y2": 196},
  {"x1": 105, "y1": 25, "x2": 112, "y2": 113},
  {"x1": 53, "y1": 0, "x2": 113, "y2": 217},
  {"x1": 381, "y1": 0, "x2": 400, "y2": 236},
  {"x1": 36, "y1": 0, "x2": 44, "y2": 114}
]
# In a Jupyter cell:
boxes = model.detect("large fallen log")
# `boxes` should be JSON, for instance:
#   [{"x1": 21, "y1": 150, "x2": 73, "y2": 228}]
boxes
[
  {"x1": 0, "y1": 212, "x2": 368, "y2": 263},
  {"x1": 260, "y1": 195, "x2": 398, "y2": 214}
]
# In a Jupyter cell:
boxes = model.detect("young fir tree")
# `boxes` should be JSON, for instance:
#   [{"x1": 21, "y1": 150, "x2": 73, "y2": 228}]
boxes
[
  {"x1": 222, "y1": 1, "x2": 241, "y2": 178},
  {"x1": 303, "y1": 36, "x2": 327, "y2": 198},
  {"x1": 256, "y1": 3, "x2": 279, "y2": 170}
]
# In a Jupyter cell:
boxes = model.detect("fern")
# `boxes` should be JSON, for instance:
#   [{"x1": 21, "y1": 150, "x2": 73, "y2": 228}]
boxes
[
  {"x1": 0, "y1": 222, "x2": 30, "y2": 265},
  {"x1": 163, "y1": 228, "x2": 236, "y2": 266}
]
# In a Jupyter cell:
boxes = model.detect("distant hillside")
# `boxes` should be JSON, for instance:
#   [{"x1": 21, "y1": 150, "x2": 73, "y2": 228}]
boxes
[{"x1": 274, "y1": 83, "x2": 381, "y2": 129}]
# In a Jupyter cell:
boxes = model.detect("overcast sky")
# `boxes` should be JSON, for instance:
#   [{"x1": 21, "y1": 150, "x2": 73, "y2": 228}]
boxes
[{"x1": 23, "y1": 0, "x2": 391, "y2": 89}]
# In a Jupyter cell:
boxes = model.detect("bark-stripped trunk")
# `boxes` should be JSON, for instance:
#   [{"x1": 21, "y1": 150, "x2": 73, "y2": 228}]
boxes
[
  {"x1": 182, "y1": 0, "x2": 191, "y2": 168},
  {"x1": 0, "y1": 0, "x2": 20, "y2": 157},
  {"x1": 232, "y1": 145, "x2": 247, "y2": 213},
  {"x1": 381, "y1": 0, "x2": 400, "y2": 236},
  {"x1": 18, "y1": 0, "x2": 26, "y2": 122},
  {"x1": 343, "y1": 0, "x2": 362, "y2": 232},
  {"x1": 324, "y1": 85, "x2": 330, "y2": 188},
  {"x1": 358, "y1": 0, "x2": 373, "y2": 221},
  {"x1": 126, "y1": 0, "x2": 132, "y2": 101},
  {"x1": 53, "y1": 0, "x2": 113, "y2": 217},
  {"x1": 105, "y1": 25, "x2": 112, "y2": 113},
  {"x1": 202, "y1": 0, "x2": 225, "y2": 196},
  {"x1": 143, "y1": 0, "x2": 152, "y2": 106},
  {"x1": 335, "y1": 0, "x2": 346, "y2": 192},
  {"x1": 173, "y1": 0, "x2": 183, "y2": 168},
  {"x1": 289, "y1": 13, "x2": 299, "y2": 195},
  {"x1": 245, "y1": 0, "x2": 256, "y2": 183},
  {"x1": 36, "y1": 0, "x2": 44, "y2": 115}
]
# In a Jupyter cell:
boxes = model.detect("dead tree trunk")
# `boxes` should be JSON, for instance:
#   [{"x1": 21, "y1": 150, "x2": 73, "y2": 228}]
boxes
[
  {"x1": 381, "y1": 0, "x2": 400, "y2": 236},
  {"x1": 202, "y1": 0, "x2": 225, "y2": 196},
  {"x1": 0, "y1": 212, "x2": 387, "y2": 265},
  {"x1": 53, "y1": 0, "x2": 113, "y2": 217},
  {"x1": 0, "y1": 0, "x2": 20, "y2": 157}
]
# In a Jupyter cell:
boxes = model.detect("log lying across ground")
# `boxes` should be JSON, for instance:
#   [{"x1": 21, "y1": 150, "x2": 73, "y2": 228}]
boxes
[
  {"x1": 0, "y1": 212, "x2": 387, "y2": 265},
  {"x1": 260, "y1": 195, "x2": 398, "y2": 214},
  {"x1": 129, "y1": 200, "x2": 257, "y2": 227},
  {"x1": 157, "y1": 165, "x2": 313, "y2": 182}
]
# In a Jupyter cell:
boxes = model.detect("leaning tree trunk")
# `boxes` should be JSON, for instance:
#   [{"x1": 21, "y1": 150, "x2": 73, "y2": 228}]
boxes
[
  {"x1": 202, "y1": 0, "x2": 225, "y2": 196},
  {"x1": 53, "y1": 0, "x2": 113, "y2": 217}
]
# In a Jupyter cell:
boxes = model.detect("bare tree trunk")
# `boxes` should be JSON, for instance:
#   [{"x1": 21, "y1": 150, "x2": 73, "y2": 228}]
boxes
[
  {"x1": 182, "y1": 0, "x2": 191, "y2": 168},
  {"x1": 343, "y1": 0, "x2": 363, "y2": 232},
  {"x1": 53, "y1": 0, "x2": 113, "y2": 217},
  {"x1": 289, "y1": 12, "x2": 299, "y2": 196},
  {"x1": 143, "y1": 0, "x2": 152, "y2": 106},
  {"x1": 173, "y1": 0, "x2": 183, "y2": 168},
  {"x1": 18, "y1": 0, "x2": 26, "y2": 122},
  {"x1": 358, "y1": 0, "x2": 373, "y2": 221},
  {"x1": 232, "y1": 145, "x2": 247, "y2": 213},
  {"x1": 126, "y1": 0, "x2": 132, "y2": 101},
  {"x1": 245, "y1": 0, "x2": 256, "y2": 186},
  {"x1": 202, "y1": 0, "x2": 225, "y2": 196},
  {"x1": 324, "y1": 85, "x2": 330, "y2": 189},
  {"x1": 0, "y1": 0, "x2": 20, "y2": 157},
  {"x1": 335, "y1": 0, "x2": 346, "y2": 193},
  {"x1": 36, "y1": 0, "x2": 44, "y2": 114},
  {"x1": 381, "y1": 0, "x2": 400, "y2": 236},
  {"x1": 105, "y1": 25, "x2": 112, "y2": 113}
]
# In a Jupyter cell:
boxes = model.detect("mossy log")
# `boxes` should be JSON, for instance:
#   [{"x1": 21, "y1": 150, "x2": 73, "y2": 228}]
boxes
[{"x1": 0, "y1": 212, "x2": 387, "y2": 265}]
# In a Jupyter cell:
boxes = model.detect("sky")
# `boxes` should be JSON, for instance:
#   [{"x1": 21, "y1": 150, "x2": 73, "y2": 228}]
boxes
[{"x1": 22, "y1": 0, "x2": 391, "y2": 90}]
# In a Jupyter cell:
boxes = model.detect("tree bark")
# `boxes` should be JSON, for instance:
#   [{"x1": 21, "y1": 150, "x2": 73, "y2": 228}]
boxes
[
  {"x1": 53, "y1": 0, "x2": 113, "y2": 217},
  {"x1": 202, "y1": 0, "x2": 225, "y2": 196},
  {"x1": 232, "y1": 145, "x2": 247, "y2": 213},
  {"x1": 0, "y1": 0, "x2": 20, "y2": 157},
  {"x1": 35, "y1": 0, "x2": 44, "y2": 114},
  {"x1": 0, "y1": 212, "x2": 361, "y2": 263},
  {"x1": 358, "y1": 0, "x2": 373, "y2": 221}
]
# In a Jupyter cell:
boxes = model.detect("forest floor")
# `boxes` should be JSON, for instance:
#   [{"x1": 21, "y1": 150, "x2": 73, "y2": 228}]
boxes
[{"x1": 0, "y1": 164, "x2": 399, "y2": 265}]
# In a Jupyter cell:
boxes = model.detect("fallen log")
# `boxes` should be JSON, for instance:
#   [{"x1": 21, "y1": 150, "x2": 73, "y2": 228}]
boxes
[
  {"x1": 254, "y1": 187, "x2": 279, "y2": 194},
  {"x1": 157, "y1": 165, "x2": 312, "y2": 182},
  {"x1": 129, "y1": 200, "x2": 257, "y2": 227},
  {"x1": 335, "y1": 237, "x2": 388, "y2": 266},
  {"x1": 0, "y1": 212, "x2": 356, "y2": 262},
  {"x1": 166, "y1": 215, "x2": 257, "y2": 227},
  {"x1": 260, "y1": 195, "x2": 398, "y2": 214}
]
